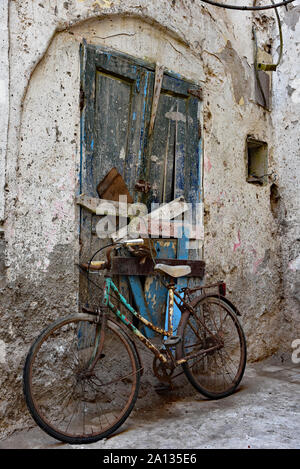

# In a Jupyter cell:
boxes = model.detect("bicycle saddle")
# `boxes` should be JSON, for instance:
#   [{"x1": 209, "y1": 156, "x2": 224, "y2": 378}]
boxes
[{"x1": 154, "y1": 263, "x2": 191, "y2": 278}]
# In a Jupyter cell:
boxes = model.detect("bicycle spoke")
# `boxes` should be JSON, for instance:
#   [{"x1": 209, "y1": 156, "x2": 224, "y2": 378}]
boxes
[
  {"x1": 180, "y1": 296, "x2": 246, "y2": 398},
  {"x1": 65, "y1": 394, "x2": 82, "y2": 434},
  {"x1": 24, "y1": 317, "x2": 140, "y2": 443},
  {"x1": 216, "y1": 351, "x2": 236, "y2": 384}
]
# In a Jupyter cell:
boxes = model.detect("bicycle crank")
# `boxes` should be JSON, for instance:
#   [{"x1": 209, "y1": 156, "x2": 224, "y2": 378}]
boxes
[{"x1": 152, "y1": 352, "x2": 175, "y2": 384}]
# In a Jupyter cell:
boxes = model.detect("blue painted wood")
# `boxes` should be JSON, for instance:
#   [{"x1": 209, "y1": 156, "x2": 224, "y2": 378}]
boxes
[
  {"x1": 174, "y1": 230, "x2": 189, "y2": 331},
  {"x1": 127, "y1": 275, "x2": 155, "y2": 338},
  {"x1": 164, "y1": 229, "x2": 189, "y2": 336},
  {"x1": 144, "y1": 239, "x2": 177, "y2": 330}
]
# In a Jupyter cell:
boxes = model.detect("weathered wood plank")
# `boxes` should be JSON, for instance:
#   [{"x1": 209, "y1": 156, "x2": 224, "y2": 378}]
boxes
[
  {"x1": 77, "y1": 195, "x2": 130, "y2": 216},
  {"x1": 110, "y1": 196, "x2": 189, "y2": 241},
  {"x1": 130, "y1": 219, "x2": 201, "y2": 239},
  {"x1": 110, "y1": 256, "x2": 205, "y2": 277}
]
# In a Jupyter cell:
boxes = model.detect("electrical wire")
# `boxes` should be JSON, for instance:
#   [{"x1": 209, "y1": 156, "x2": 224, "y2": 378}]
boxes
[
  {"x1": 254, "y1": 0, "x2": 283, "y2": 67},
  {"x1": 199, "y1": 0, "x2": 295, "y2": 10},
  {"x1": 272, "y1": 0, "x2": 283, "y2": 67}
]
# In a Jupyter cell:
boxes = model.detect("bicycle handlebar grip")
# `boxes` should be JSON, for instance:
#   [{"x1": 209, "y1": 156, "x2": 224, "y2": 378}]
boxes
[
  {"x1": 80, "y1": 261, "x2": 107, "y2": 271},
  {"x1": 122, "y1": 238, "x2": 144, "y2": 246}
]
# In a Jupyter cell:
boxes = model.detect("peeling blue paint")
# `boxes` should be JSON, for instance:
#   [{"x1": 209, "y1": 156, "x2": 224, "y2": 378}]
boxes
[
  {"x1": 137, "y1": 72, "x2": 149, "y2": 172},
  {"x1": 145, "y1": 240, "x2": 177, "y2": 329},
  {"x1": 135, "y1": 74, "x2": 140, "y2": 93},
  {"x1": 127, "y1": 276, "x2": 156, "y2": 338}
]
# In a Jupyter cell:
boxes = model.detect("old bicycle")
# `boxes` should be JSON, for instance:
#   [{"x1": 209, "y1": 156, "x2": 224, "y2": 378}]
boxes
[{"x1": 23, "y1": 238, "x2": 247, "y2": 444}]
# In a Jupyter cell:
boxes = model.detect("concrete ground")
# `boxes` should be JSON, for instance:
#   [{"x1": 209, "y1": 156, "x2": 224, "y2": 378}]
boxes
[{"x1": 0, "y1": 356, "x2": 299, "y2": 450}]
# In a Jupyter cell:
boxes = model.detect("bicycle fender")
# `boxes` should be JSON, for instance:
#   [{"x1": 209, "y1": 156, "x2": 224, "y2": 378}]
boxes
[
  {"x1": 189, "y1": 294, "x2": 241, "y2": 316},
  {"x1": 210, "y1": 294, "x2": 241, "y2": 316}
]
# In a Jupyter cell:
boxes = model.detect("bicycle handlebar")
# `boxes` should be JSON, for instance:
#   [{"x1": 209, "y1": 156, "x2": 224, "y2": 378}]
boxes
[{"x1": 82, "y1": 239, "x2": 145, "y2": 272}]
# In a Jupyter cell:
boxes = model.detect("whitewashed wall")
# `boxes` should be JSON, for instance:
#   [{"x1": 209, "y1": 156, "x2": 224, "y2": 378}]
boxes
[
  {"x1": 272, "y1": 5, "x2": 300, "y2": 347},
  {"x1": 0, "y1": 0, "x2": 299, "y2": 438},
  {"x1": 0, "y1": 0, "x2": 9, "y2": 222}
]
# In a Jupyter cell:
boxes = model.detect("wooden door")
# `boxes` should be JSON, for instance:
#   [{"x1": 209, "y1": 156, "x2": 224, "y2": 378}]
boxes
[{"x1": 79, "y1": 43, "x2": 202, "y2": 332}]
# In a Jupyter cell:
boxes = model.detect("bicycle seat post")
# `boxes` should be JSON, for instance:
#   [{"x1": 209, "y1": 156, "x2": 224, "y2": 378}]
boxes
[
  {"x1": 167, "y1": 278, "x2": 175, "y2": 337},
  {"x1": 161, "y1": 276, "x2": 182, "y2": 347}
]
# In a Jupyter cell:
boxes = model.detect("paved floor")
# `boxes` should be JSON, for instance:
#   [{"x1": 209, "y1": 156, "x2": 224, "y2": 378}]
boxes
[{"x1": 0, "y1": 357, "x2": 299, "y2": 449}]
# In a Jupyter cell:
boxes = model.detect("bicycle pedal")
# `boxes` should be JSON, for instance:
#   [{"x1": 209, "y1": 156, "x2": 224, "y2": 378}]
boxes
[{"x1": 163, "y1": 335, "x2": 181, "y2": 346}]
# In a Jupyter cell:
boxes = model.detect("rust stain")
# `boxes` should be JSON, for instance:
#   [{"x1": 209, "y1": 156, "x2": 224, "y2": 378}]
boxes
[{"x1": 168, "y1": 287, "x2": 174, "y2": 336}]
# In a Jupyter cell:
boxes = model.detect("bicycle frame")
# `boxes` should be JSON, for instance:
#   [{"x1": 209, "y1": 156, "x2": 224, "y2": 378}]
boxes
[
  {"x1": 101, "y1": 275, "x2": 222, "y2": 366},
  {"x1": 102, "y1": 275, "x2": 172, "y2": 364}
]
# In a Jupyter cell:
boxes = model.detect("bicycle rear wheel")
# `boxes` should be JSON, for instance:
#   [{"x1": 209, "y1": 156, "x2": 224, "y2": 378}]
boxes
[
  {"x1": 23, "y1": 314, "x2": 141, "y2": 444},
  {"x1": 177, "y1": 295, "x2": 246, "y2": 399}
]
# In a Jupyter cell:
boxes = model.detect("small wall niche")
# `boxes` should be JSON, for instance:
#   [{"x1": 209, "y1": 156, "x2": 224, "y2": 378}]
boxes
[{"x1": 246, "y1": 137, "x2": 268, "y2": 185}]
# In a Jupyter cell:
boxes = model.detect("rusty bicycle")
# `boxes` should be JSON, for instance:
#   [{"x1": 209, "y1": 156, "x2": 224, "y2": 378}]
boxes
[{"x1": 23, "y1": 238, "x2": 247, "y2": 444}]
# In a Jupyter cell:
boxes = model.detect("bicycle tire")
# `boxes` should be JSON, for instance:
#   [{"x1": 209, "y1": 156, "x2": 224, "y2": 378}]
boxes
[
  {"x1": 23, "y1": 314, "x2": 141, "y2": 444},
  {"x1": 177, "y1": 295, "x2": 247, "y2": 399}
]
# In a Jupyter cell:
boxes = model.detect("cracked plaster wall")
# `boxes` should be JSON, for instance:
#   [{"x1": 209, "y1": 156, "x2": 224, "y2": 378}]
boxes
[
  {"x1": 0, "y1": 1, "x2": 9, "y2": 222},
  {"x1": 271, "y1": 4, "x2": 300, "y2": 350},
  {"x1": 0, "y1": 0, "x2": 298, "y2": 437}
]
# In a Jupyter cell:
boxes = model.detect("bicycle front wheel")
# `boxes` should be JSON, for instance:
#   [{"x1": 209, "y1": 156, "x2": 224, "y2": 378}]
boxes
[
  {"x1": 177, "y1": 295, "x2": 247, "y2": 399},
  {"x1": 23, "y1": 314, "x2": 141, "y2": 444}
]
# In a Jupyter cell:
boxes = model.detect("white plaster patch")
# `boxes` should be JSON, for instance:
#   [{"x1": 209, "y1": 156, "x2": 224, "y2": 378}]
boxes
[
  {"x1": 0, "y1": 340, "x2": 7, "y2": 364},
  {"x1": 0, "y1": 80, "x2": 7, "y2": 104},
  {"x1": 289, "y1": 255, "x2": 300, "y2": 271},
  {"x1": 119, "y1": 147, "x2": 125, "y2": 160}
]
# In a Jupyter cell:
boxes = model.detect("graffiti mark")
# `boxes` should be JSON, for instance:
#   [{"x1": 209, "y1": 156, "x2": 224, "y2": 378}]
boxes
[
  {"x1": 253, "y1": 257, "x2": 264, "y2": 274},
  {"x1": 233, "y1": 230, "x2": 241, "y2": 252},
  {"x1": 204, "y1": 154, "x2": 212, "y2": 172}
]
